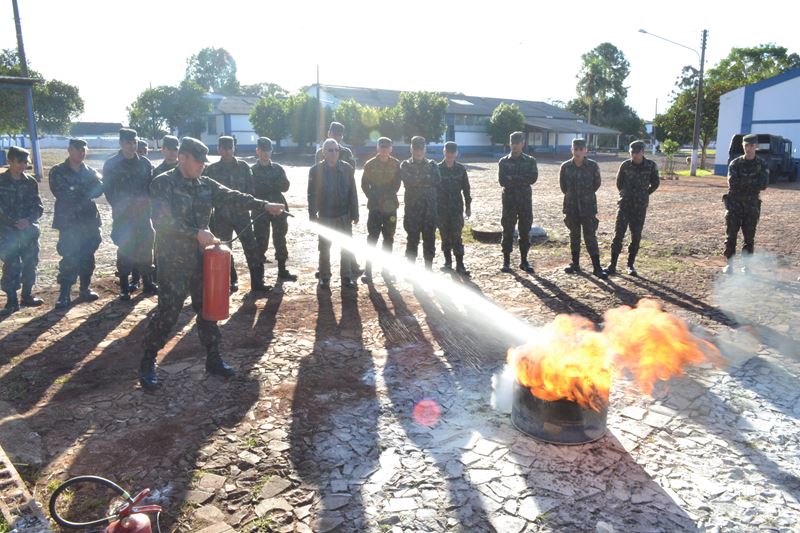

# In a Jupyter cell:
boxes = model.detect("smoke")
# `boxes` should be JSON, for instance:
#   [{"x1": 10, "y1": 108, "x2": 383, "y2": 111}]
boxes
[{"x1": 490, "y1": 364, "x2": 515, "y2": 414}]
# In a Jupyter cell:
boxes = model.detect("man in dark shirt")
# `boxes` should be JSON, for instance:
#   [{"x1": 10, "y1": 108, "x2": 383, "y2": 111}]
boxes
[
  {"x1": 498, "y1": 131, "x2": 538, "y2": 273},
  {"x1": 153, "y1": 135, "x2": 180, "y2": 177},
  {"x1": 437, "y1": 141, "x2": 472, "y2": 277},
  {"x1": 400, "y1": 136, "x2": 441, "y2": 270},
  {"x1": 360, "y1": 136, "x2": 400, "y2": 282}
]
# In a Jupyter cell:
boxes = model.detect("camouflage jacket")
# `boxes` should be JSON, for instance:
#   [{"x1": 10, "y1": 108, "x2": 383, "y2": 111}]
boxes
[
  {"x1": 400, "y1": 157, "x2": 440, "y2": 208},
  {"x1": 153, "y1": 160, "x2": 178, "y2": 178},
  {"x1": 498, "y1": 152, "x2": 538, "y2": 204},
  {"x1": 102, "y1": 152, "x2": 153, "y2": 231},
  {"x1": 361, "y1": 155, "x2": 401, "y2": 213},
  {"x1": 559, "y1": 158, "x2": 601, "y2": 216},
  {"x1": 0, "y1": 171, "x2": 43, "y2": 234},
  {"x1": 150, "y1": 167, "x2": 266, "y2": 262},
  {"x1": 437, "y1": 160, "x2": 471, "y2": 217},
  {"x1": 727, "y1": 155, "x2": 769, "y2": 205},
  {"x1": 316, "y1": 145, "x2": 356, "y2": 168},
  {"x1": 49, "y1": 159, "x2": 104, "y2": 230},
  {"x1": 206, "y1": 158, "x2": 254, "y2": 218},
  {"x1": 307, "y1": 161, "x2": 359, "y2": 220},
  {"x1": 251, "y1": 161, "x2": 290, "y2": 208},
  {"x1": 615, "y1": 157, "x2": 659, "y2": 210}
]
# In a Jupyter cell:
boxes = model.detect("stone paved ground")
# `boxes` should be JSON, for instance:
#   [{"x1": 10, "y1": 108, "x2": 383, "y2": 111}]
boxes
[{"x1": 1, "y1": 152, "x2": 799, "y2": 532}]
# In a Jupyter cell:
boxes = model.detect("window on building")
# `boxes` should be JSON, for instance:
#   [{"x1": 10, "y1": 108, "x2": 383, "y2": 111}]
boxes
[
  {"x1": 207, "y1": 116, "x2": 217, "y2": 135},
  {"x1": 533, "y1": 132, "x2": 544, "y2": 145}
]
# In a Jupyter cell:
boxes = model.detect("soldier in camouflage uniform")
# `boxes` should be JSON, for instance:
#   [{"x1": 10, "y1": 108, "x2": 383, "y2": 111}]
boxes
[
  {"x1": 606, "y1": 140, "x2": 660, "y2": 277},
  {"x1": 437, "y1": 141, "x2": 472, "y2": 277},
  {"x1": 153, "y1": 135, "x2": 180, "y2": 176},
  {"x1": 49, "y1": 139, "x2": 104, "y2": 309},
  {"x1": 0, "y1": 147, "x2": 43, "y2": 315},
  {"x1": 308, "y1": 138, "x2": 360, "y2": 289},
  {"x1": 137, "y1": 139, "x2": 149, "y2": 158},
  {"x1": 498, "y1": 131, "x2": 538, "y2": 273},
  {"x1": 207, "y1": 136, "x2": 267, "y2": 292},
  {"x1": 251, "y1": 137, "x2": 295, "y2": 282},
  {"x1": 400, "y1": 136, "x2": 441, "y2": 270},
  {"x1": 723, "y1": 133, "x2": 769, "y2": 274},
  {"x1": 139, "y1": 137, "x2": 285, "y2": 391},
  {"x1": 360, "y1": 136, "x2": 401, "y2": 282},
  {"x1": 102, "y1": 128, "x2": 156, "y2": 300},
  {"x1": 560, "y1": 138, "x2": 607, "y2": 279}
]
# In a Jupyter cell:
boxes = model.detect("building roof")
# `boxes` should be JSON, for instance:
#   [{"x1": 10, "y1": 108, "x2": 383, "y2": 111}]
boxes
[
  {"x1": 211, "y1": 95, "x2": 263, "y2": 115},
  {"x1": 0, "y1": 75, "x2": 43, "y2": 88},
  {"x1": 525, "y1": 117, "x2": 619, "y2": 135},
  {"x1": 70, "y1": 122, "x2": 124, "y2": 136}
]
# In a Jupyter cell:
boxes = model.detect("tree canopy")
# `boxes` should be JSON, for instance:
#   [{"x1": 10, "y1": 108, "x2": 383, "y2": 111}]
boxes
[
  {"x1": 185, "y1": 47, "x2": 239, "y2": 94},
  {"x1": 487, "y1": 103, "x2": 526, "y2": 145},
  {"x1": 397, "y1": 91, "x2": 448, "y2": 142},
  {"x1": 575, "y1": 43, "x2": 630, "y2": 127},
  {"x1": 249, "y1": 95, "x2": 289, "y2": 144},
  {"x1": 127, "y1": 81, "x2": 208, "y2": 139}
]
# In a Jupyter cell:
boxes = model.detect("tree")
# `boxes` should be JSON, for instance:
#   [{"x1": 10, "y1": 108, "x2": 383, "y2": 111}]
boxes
[
  {"x1": 0, "y1": 48, "x2": 84, "y2": 134},
  {"x1": 575, "y1": 43, "x2": 630, "y2": 140},
  {"x1": 127, "y1": 85, "x2": 173, "y2": 140},
  {"x1": 378, "y1": 106, "x2": 403, "y2": 141},
  {"x1": 239, "y1": 83, "x2": 288, "y2": 99},
  {"x1": 286, "y1": 93, "x2": 330, "y2": 148},
  {"x1": 185, "y1": 47, "x2": 239, "y2": 94},
  {"x1": 164, "y1": 81, "x2": 209, "y2": 138},
  {"x1": 397, "y1": 91, "x2": 448, "y2": 142},
  {"x1": 567, "y1": 96, "x2": 646, "y2": 145},
  {"x1": 487, "y1": 103, "x2": 526, "y2": 145},
  {"x1": 332, "y1": 99, "x2": 379, "y2": 147},
  {"x1": 249, "y1": 95, "x2": 289, "y2": 144}
]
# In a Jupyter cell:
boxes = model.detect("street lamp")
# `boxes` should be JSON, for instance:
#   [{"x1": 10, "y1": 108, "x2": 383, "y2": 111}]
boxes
[{"x1": 639, "y1": 28, "x2": 708, "y2": 177}]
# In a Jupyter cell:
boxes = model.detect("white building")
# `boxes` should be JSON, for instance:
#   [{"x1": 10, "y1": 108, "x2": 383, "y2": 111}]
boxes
[{"x1": 714, "y1": 68, "x2": 800, "y2": 175}]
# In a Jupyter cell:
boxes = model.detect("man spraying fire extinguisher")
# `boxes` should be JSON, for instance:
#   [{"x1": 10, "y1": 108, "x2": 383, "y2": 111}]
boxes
[{"x1": 139, "y1": 137, "x2": 285, "y2": 391}]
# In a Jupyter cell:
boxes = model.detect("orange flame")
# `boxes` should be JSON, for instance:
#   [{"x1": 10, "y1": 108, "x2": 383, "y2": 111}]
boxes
[{"x1": 508, "y1": 299, "x2": 718, "y2": 411}]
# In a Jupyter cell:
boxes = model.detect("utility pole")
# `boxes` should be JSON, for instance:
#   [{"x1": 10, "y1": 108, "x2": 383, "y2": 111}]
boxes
[
  {"x1": 12, "y1": 0, "x2": 42, "y2": 180},
  {"x1": 689, "y1": 30, "x2": 708, "y2": 176},
  {"x1": 316, "y1": 64, "x2": 322, "y2": 150},
  {"x1": 653, "y1": 98, "x2": 658, "y2": 155}
]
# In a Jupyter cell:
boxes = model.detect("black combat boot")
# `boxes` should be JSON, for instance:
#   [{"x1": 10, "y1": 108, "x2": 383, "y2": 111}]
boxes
[
  {"x1": 56, "y1": 284, "x2": 72, "y2": 309},
  {"x1": 442, "y1": 250, "x2": 453, "y2": 271},
  {"x1": 250, "y1": 264, "x2": 270, "y2": 292},
  {"x1": 277, "y1": 260, "x2": 297, "y2": 282},
  {"x1": 118, "y1": 275, "x2": 131, "y2": 301},
  {"x1": 722, "y1": 257, "x2": 734, "y2": 275},
  {"x1": 20, "y1": 286, "x2": 43, "y2": 307},
  {"x1": 455, "y1": 254, "x2": 470, "y2": 277},
  {"x1": 139, "y1": 351, "x2": 161, "y2": 391},
  {"x1": 591, "y1": 255, "x2": 608, "y2": 279},
  {"x1": 1, "y1": 291, "x2": 19, "y2": 316},
  {"x1": 230, "y1": 267, "x2": 239, "y2": 293},
  {"x1": 606, "y1": 252, "x2": 619, "y2": 275},
  {"x1": 129, "y1": 271, "x2": 140, "y2": 292},
  {"x1": 424, "y1": 259, "x2": 433, "y2": 271},
  {"x1": 142, "y1": 273, "x2": 158, "y2": 295},
  {"x1": 501, "y1": 253, "x2": 511, "y2": 273},
  {"x1": 206, "y1": 353, "x2": 236, "y2": 377},
  {"x1": 362, "y1": 262, "x2": 373, "y2": 284},
  {"x1": 79, "y1": 274, "x2": 99, "y2": 301},
  {"x1": 564, "y1": 252, "x2": 581, "y2": 274},
  {"x1": 626, "y1": 249, "x2": 638, "y2": 276},
  {"x1": 519, "y1": 252, "x2": 534, "y2": 273}
]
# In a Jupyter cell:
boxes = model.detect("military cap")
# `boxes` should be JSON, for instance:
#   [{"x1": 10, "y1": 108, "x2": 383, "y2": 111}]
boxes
[
  {"x1": 119, "y1": 128, "x2": 137, "y2": 141},
  {"x1": 162, "y1": 135, "x2": 179, "y2": 150},
  {"x1": 6, "y1": 146, "x2": 30, "y2": 161},
  {"x1": 629, "y1": 140, "x2": 645, "y2": 153},
  {"x1": 137, "y1": 139, "x2": 149, "y2": 150},
  {"x1": 410, "y1": 136, "x2": 426, "y2": 148},
  {"x1": 509, "y1": 131, "x2": 525, "y2": 144},
  {"x1": 178, "y1": 137, "x2": 209, "y2": 162},
  {"x1": 377, "y1": 137, "x2": 393, "y2": 148},
  {"x1": 444, "y1": 141, "x2": 458, "y2": 153},
  {"x1": 218, "y1": 136, "x2": 235, "y2": 149},
  {"x1": 69, "y1": 138, "x2": 88, "y2": 149},
  {"x1": 328, "y1": 121, "x2": 345, "y2": 135},
  {"x1": 257, "y1": 137, "x2": 273, "y2": 151},
  {"x1": 572, "y1": 138, "x2": 587, "y2": 149},
  {"x1": 742, "y1": 133, "x2": 758, "y2": 144}
]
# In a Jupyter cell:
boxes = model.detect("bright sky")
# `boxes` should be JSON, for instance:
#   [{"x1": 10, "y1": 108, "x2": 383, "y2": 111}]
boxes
[{"x1": 2, "y1": 0, "x2": 798, "y2": 124}]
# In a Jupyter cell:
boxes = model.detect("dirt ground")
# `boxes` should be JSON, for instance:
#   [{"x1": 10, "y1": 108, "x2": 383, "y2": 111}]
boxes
[{"x1": 1, "y1": 148, "x2": 798, "y2": 532}]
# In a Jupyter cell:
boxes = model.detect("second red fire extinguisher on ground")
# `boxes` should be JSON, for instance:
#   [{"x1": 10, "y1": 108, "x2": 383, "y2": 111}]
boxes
[{"x1": 203, "y1": 239, "x2": 231, "y2": 321}]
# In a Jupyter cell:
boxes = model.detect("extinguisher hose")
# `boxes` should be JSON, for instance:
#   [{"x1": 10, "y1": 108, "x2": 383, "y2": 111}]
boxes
[{"x1": 225, "y1": 208, "x2": 293, "y2": 245}]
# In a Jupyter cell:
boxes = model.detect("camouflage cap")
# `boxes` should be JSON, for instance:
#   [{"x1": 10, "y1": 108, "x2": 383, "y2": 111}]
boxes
[
  {"x1": 137, "y1": 139, "x2": 149, "y2": 150},
  {"x1": 328, "y1": 121, "x2": 345, "y2": 135},
  {"x1": 444, "y1": 141, "x2": 458, "y2": 153},
  {"x1": 742, "y1": 133, "x2": 758, "y2": 144},
  {"x1": 410, "y1": 136, "x2": 426, "y2": 148},
  {"x1": 218, "y1": 136, "x2": 235, "y2": 149},
  {"x1": 629, "y1": 140, "x2": 645, "y2": 153},
  {"x1": 119, "y1": 128, "x2": 137, "y2": 142},
  {"x1": 7, "y1": 146, "x2": 30, "y2": 161},
  {"x1": 257, "y1": 137, "x2": 273, "y2": 151},
  {"x1": 377, "y1": 137, "x2": 393, "y2": 148},
  {"x1": 509, "y1": 131, "x2": 525, "y2": 144},
  {"x1": 69, "y1": 138, "x2": 88, "y2": 149},
  {"x1": 179, "y1": 137, "x2": 209, "y2": 162},
  {"x1": 572, "y1": 138, "x2": 587, "y2": 149},
  {"x1": 162, "y1": 135, "x2": 179, "y2": 150}
]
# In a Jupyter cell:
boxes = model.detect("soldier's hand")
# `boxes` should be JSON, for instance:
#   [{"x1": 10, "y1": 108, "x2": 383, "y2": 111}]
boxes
[
  {"x1": 352, "y1": 217, "x2": 359, "y2": 225},
  {"x1": 265, "y1": 202, "x2": 284, "y2": 216},
  {"x1": 15, "y1": 218, "x2": 30, "y2": 230},
  {"x1": 465, "y1": 207, "x2": 471, "y2": 218},
  {"x1": 197, "y1": 229, "x2": 216, "y2": 248}
]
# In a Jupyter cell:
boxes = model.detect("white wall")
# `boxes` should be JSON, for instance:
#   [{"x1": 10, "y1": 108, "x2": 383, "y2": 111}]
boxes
[
  {"x1": 455, "y1": 131, "x2": 492, "y2": 146},
  {"x1": 714, "y1": 86, "x2": 745, "y2": 170},
  {"x1": 753, "y1": 77, "x2": 800, "y2": 121},
  {"x1": 558, "y1": 133, "x2": 579, "y2": 146}
]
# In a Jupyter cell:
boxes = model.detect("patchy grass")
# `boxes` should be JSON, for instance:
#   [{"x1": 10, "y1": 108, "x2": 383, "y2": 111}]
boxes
[
  {"x1": 0, "y1": 513, "x2": 10, "y2": 533},
  {"x1": 250, "y1": 475, "x2": 272, "y2": 498},
  {"x1": 675, "y1": 168, "x2": 714, "y2": 177}
]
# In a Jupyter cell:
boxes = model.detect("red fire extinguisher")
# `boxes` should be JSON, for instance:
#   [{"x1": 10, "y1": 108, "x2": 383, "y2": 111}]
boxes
[{"x1": 203, "y1": 239, "x2": 231, "y2": 321}]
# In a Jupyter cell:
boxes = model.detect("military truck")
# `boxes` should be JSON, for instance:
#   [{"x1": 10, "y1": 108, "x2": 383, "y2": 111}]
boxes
[{"x1": 728, "y1": 133, "x2": 797, "y2": 183}]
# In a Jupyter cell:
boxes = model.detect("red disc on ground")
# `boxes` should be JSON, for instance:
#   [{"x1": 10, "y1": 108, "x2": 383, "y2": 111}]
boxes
[{"x1": 413, "y1": 399, "x2": 441, "y2": 427}]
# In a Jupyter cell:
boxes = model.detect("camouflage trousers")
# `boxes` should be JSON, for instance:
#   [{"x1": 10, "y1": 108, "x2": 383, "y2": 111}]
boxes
[
  {"x1": 57, "y1": 223, "x2": 101, "y2": 286},
  {"x1": 501, "y1": 197, "x2": 532, "y2": 256},
  {"x1": 211, "y1": 210, "x2": 260, "y2": 283},
  {"x1": 142, "y1": 252, "x2": 221, "y2": 357},
  {"x1": 366, "y1": 210, "x2": 397, "y2": 252},
  {"x1": 253, "y1": 213, "x2": 289, "y2": 262},
  {"x1": 438, "y1": 214, "x2": 465, "y2": 256},
  {"x1": 404, "y1": 201, "x2": 437, "y2": 263},
  {"x1": 0, "y1": 227, "x2": 39, "y2": 293},
  {"x1": 318, "y1": 215, "x2": 355, "y2": 280},
  {"x1": 724, "y1": 202, "x2": 760, "y2": 258},
  {"x1": 611, "y1": 206, "x2": 647, "y2": 261},
  {"x1": 564, "y1": 214, "x2": 600, "y2": 257}
]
